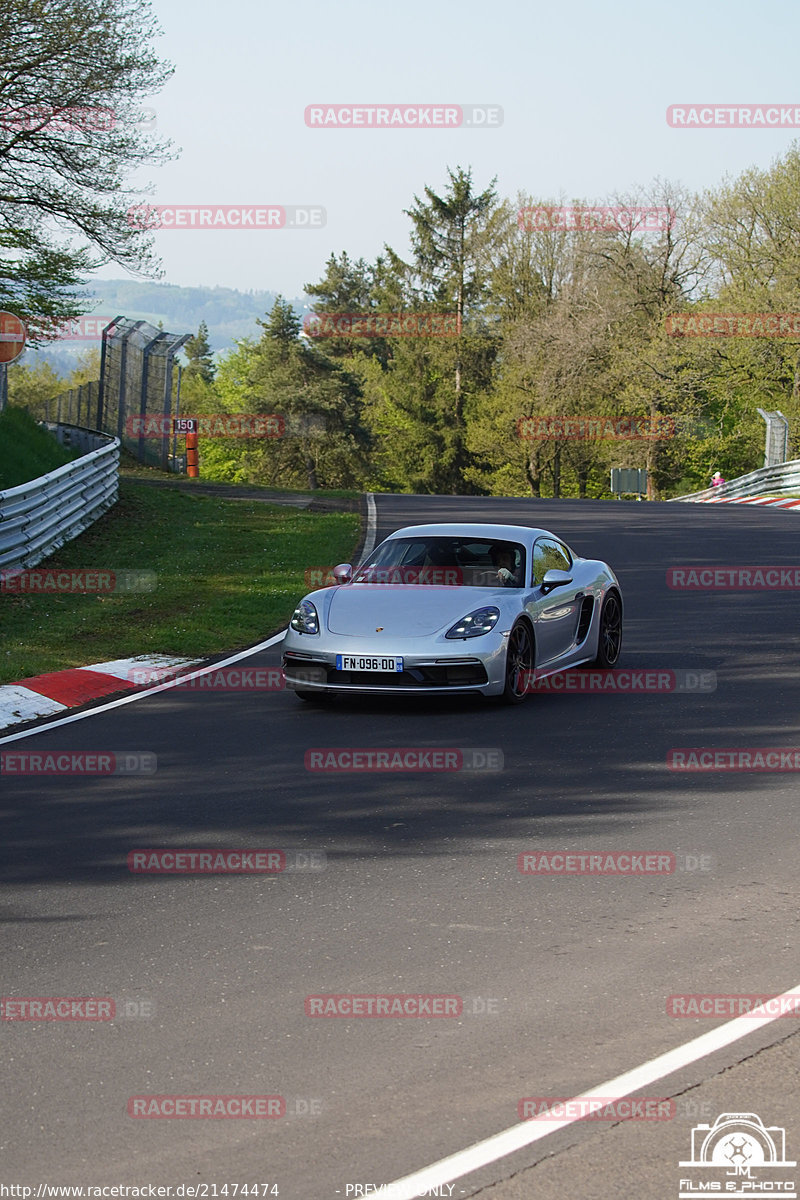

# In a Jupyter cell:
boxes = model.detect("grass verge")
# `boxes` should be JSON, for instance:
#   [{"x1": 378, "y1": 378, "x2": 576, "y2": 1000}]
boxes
[
  {"x1": 0, "y1": 407, "x2": 78, "y2": 490},
  {"x1": 1, "y1": 479, "x2": 361, "y2": 684}
]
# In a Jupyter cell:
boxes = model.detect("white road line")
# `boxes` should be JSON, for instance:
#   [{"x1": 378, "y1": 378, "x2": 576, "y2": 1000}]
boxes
[
  {"x1": 380, "y1": 984, "x2": 800, "y2": 1200},
  {"x1": 0, "y1": 632, "x2": 286, "y2": 745}
]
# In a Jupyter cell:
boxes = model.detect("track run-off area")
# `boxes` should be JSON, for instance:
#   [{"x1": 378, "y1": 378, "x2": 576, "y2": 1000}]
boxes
[{"x1": 2, "y1": 494, "x2": 800, "y2": 1199}]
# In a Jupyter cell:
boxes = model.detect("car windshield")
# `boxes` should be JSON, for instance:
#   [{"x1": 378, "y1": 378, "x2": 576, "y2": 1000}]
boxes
[{"x1": 353, "y1": 537, "x2": 526, "y2": 587}]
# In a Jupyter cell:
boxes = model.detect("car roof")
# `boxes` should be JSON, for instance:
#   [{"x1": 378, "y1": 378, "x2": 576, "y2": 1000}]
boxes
[{"x1": 385, "y1": 523, "x2": 558, "y2": 542}]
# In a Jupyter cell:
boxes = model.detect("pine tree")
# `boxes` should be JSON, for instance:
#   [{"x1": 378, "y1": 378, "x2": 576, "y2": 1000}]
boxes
[{"x1": 183, "y1": 320, "x2": 216, "y2": 382}]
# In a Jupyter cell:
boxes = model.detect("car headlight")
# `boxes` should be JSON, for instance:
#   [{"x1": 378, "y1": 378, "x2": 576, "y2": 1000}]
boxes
[
  {"x1": 290, "y1": 599, "x2": 320, "y2": 635},
  {"x1": 445, "y1": 606, "x2": 500, "y2": 639}
]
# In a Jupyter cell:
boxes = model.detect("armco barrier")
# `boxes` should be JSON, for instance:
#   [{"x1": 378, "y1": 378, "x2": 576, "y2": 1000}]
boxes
[
  {"x1": 670, "y1": 458, "x2": 800, "y2": 504},
  {"x1": 0, "y1": 425, "x2": 119, "y2": 570}
]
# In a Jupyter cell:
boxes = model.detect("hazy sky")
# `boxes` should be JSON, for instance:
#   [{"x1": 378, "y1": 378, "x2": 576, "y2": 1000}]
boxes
[{"x1": 93, "y1": 0, "x2": 800, "y2": 300}]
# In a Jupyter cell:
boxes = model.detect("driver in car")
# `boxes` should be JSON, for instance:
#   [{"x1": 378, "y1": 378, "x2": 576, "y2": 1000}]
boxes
[{"x1": 490, "y1": 545, "x2": 519, "y2": 586}]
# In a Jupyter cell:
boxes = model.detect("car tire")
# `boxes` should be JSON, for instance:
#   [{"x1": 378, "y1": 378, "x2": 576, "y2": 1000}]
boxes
[
  {"x1": 591, "y1": 590, "x2": 622, "y2": 667},
  {"x1": 501, "y1": 620, "x2": 534, "y2": 704}
]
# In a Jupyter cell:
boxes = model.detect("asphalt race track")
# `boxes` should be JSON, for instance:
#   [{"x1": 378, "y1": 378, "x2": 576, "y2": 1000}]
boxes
[{"x1": 2, "y1": 494, "x2": 800, "y2": 1199}]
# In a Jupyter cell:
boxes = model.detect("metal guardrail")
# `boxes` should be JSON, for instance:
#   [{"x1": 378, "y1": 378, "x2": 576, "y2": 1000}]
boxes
[
  {"x1": 0, "y1": 425, "x2": 119, "y2": 571},
  {"x1": 670, "y1": 458, "x2": 800, "y2": 503}
]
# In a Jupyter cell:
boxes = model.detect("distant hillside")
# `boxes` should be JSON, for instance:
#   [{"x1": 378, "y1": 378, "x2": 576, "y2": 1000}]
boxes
[
  {"x1": 78, "y1": 280, "x2": 310, "y2": 350},
  {"x1": 19, "y1": 280, "x2": 313, "y2": 377}
]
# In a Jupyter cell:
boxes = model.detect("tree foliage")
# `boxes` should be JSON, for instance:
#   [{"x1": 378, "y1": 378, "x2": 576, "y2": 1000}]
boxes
[
  {"x1": 0, "y1": 0, "x2": 174, "y2": 336},
  {"x1": 147, "y1": 151, "x2": 800, "y2": 497}
]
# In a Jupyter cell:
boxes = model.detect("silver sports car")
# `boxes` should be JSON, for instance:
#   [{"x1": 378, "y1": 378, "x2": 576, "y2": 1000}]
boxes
[{"x1": 282, "y1": 522, "x2": 623, "y2": 703}]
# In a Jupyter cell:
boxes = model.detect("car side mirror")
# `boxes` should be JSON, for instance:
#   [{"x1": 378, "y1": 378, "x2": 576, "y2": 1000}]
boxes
[
  {"x1": 540, "y1": 568, "x2": 573, "y2": 594},
  {"x1": 332, "y1": 563, "x2": 353, "y2": 584}
]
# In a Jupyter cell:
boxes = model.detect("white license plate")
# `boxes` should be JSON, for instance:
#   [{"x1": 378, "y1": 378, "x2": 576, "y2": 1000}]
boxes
[{"x1": 336, "y1": 654, "x2": 403, "y2": 672}]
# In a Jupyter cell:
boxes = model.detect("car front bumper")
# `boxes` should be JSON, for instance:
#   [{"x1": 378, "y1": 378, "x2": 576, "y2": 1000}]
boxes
[{"x1": 282, "y1": 630, "x2": 509, "y2": 696}]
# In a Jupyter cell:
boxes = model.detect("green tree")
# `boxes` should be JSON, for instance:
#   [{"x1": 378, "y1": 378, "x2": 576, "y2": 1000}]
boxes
[
  {"x1": 183, "y1": 320, "x2": 216, "y2": 382},
  {"x1": 401, "y1": 166, "x2": 499, "y2": 419},
  {"x1": 304, "y1": 252, "x2": 391, "y2": 364},
  {"x1": 7, "y1": 357, "x2": 64, "y2": 418},
  {"x1": 363, "y1": 168, "x2": 500, "y2": 493},
  {"x1": 209, "y1": 298, "x2": 370, "y2": 490},
  {"x1": 0, "y1": 0, "x2": 174, "y2": 336}
]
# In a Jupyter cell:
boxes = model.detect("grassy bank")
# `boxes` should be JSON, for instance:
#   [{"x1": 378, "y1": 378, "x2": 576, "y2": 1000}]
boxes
[
  {"x1": 0, "y1": 407, "x2": 78, "y2": 490},
  {"x1": 1, "y1": 480, "x2": 361, "y2": 683}
]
